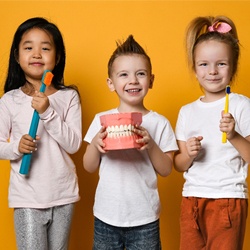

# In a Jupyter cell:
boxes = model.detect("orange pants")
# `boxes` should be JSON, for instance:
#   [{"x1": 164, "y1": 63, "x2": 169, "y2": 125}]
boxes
[{"x1": 179, "y1": 197, "x2": 248, "y2": 250}]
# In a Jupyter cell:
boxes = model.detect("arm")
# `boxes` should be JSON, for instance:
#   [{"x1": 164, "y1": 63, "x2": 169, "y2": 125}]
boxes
[
  {"x1": 0, "y1": 97, "x2": 21, "y2": 160},
  {"x1": 174, "y1": 136, "x2": 203, "y2": 172},
  {"x1": 134, "y1": 125, "x2": 173, "y2": 177},
  {"x1": 0, "y1": 139, "x2": 22, "y2": 160},
  {"x1": 83, "y1": 127, "x2": 107, "y2": 173},
  {"x1": 39, "y1": 90, "x2": 82, "y2": 154},
  {"x1": 147, "y1": 141, "x2": 173, "y2": 177},
  {"x1": 229, "y1": 134, "x2": 250, "y2": 163}
]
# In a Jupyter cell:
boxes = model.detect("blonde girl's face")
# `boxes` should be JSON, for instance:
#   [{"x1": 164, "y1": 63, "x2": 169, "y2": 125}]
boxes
[
  {"x1": 17, "y1": 28, "x2": 57, "y2": 83},
  {"x1": 107, "y1": 54, "x2": 154, "y2": 110},
  {"x1": 194, "y1": 40, "x2": 233, "y2": 102}
]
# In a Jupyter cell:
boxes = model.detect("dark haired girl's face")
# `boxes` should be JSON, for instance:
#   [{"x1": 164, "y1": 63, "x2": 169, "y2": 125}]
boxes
[{"x1": 17, "y1": 28, "x2": 57, "y2": 82}]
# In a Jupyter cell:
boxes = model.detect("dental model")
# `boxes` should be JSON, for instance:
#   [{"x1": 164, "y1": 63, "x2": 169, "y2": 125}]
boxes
[{"x1": 100, "y1": 112, "x2": 143, "y2": 150}]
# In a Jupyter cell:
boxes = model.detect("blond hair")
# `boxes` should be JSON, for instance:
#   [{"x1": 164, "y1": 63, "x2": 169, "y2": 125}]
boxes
[{"x1": 186, "y1": 16, "x2": 239, "y2": 81}]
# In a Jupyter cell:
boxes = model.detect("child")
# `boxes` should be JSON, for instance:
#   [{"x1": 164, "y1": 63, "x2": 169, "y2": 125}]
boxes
[
  {"x1": 174, "y1": 15, "x2": 250, "y2": 250},
  {"x1": 83, "y1": 35, "x2": 178, "y2": 249},
  {"x1": 0, "y1": 17, "x2": 82, "y2": 249}
]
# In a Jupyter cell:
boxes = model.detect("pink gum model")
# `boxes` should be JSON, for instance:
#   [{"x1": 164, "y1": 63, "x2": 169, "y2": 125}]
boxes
[{"x1": 100, "y1": 112, "x2": 142, "y2": 150}]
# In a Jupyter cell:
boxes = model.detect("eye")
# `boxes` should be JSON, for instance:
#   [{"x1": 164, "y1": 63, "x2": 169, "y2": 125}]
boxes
[
  {"x1": 42, "y1": 47, "x2": 50, "y2": 51},
  {"x1": 119, "y1": 72, "x2": 128, "y2": 77},
  {"x1": 137, "y1": 71, "x2": 147, "y2": 77},
  {"x1": 24, "y1": 47, "x2": 32, "y2": 51},
  {"x1": 218, "y1": 62, "x2": 227, "y2": 67},
  {"x1": 199, "y1": 63, "x2": 207, "y2": 67}
]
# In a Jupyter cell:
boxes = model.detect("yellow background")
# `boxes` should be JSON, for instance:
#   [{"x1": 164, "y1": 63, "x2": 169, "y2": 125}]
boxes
[{"x1": 0, "y1": 1, "x2": 250, "y2": 249}]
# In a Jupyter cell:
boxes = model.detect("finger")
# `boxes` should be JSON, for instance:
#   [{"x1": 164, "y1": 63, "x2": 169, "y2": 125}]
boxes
[
  {"x1": 35, "y1": 135, "x2": 40, "y2": 141},
  {"x1": 21, "y1": 144, "x2": 37, "y2": 153},
  {"x1": 134, "y1": 128, "x2": 145, "y2": 137},
  {"x1": 22, "y1": 134, "x2": 33, "y2": 140},
  {"x1": 98, "y1": 147, "x2": 107, "y2": 154},
  {"x1": 99, "y1": 126, "x2": 106, "y2": 133}
]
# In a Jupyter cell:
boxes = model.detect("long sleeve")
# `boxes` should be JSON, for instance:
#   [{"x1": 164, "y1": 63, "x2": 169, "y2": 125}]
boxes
[
  {"x1": 0, "y1": 93, "x2": 23, "y2": 160},
  {"x1": 0, "y1": 88, "x2": 81, "y2": 208},
  {"x1": 40, "y1": 90, "x2": 82, "y2": 154}
]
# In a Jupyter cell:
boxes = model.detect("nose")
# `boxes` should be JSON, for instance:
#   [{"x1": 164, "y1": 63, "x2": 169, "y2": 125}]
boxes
[
  {"x1": 209, "y1": 66, "x2": 218, "y2": 75},
  {"x1": 32, "y1": 49, "x2": 42, "y2": 59},
  {"x1": 129, "y1": 74, "x2": 139, "y2": 84}
]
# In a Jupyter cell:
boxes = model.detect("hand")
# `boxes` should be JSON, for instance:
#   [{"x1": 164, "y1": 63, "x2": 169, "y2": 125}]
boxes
[
  {"x1": 18, "y1": 134, "x2": 40, "y2": 154},
  {"x1": 31, "y1": 91, "x2": 50, "y2": 114},
  {"x1": 186, "y1": 136, "x2": 203, "y2": 159},
  {"x1": 220, "y1": 111, "x2": 236, "y2": 140},
  {"x1": 90, "y1": 126, "x2": 108, "y2": 153},
  {"x1": 133, "y1": 125, "x2": 153, "y2": 151}
]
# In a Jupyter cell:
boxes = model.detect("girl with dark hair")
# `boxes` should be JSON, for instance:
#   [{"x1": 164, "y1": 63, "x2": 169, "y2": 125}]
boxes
[{"x1": 0, "y1": 17, "x2": 82, "y2": 249}]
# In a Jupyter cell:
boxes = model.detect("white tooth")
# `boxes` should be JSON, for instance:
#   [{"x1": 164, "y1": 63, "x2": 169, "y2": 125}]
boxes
[
  {"x1": 124, "y1": 125, "x2": 128, "y2": 136},
  {"x1": 119, "y1": 125, "x2": 123, "y2": 136},
  {"x1": 111, "y1": 126, "x2": 115, "y2": 138},
  {"x1": 115, "y1": 125, "x2": 119, "y2": 138},
  {"x1": 128, "y1": 124, "x2": 132, "y2": 136},
  {"x1": 106, "y1": 126, "x2": 111, "y2": 138}
]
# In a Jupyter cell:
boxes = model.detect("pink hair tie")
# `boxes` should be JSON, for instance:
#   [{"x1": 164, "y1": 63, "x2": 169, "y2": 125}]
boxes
[{"x1": 208, "y1": 21, "x2": 232, "y2": 33}]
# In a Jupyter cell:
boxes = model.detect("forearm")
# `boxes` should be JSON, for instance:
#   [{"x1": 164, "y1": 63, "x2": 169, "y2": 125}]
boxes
[
  {"x1": 83, "y1": 143, "x2": 101, "y2": 173},
  {"x1": 173, "y1": 152, "x2": 194, "y2": 172},
  {"x1": 41, "y1": 106, "x2": 82, "y2": 154},
  {"x1": 0, "y1": 141, "x2": 22, "y2": 160},
  {"x1": 229, "y1": 133, "x2": 250, "y2": 163},
  {"x1": 147, "y1": 141, "x2": 173, "y2": 177}
]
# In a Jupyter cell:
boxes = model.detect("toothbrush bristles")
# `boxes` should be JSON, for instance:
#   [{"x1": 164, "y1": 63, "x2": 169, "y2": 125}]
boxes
[{"x1": 225, "y1": 85, "x2": 231, "y2": 94}]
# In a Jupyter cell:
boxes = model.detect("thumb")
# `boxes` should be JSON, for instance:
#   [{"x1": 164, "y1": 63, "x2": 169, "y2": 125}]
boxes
[{"x1": 197, "y1": 136, "x2": 203, "y2": 141}]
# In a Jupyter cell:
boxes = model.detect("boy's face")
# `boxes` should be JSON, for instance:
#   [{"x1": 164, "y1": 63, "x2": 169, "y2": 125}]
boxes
[{"x1": 107, "y1": 54, "x2": 154, "y2": 108}]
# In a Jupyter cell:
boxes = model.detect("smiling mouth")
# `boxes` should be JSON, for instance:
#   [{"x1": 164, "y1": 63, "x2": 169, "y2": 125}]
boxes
[
  {"x1": 126, "y1": 89, "x2": 141, "y2": 93},
  {"x1": 30, "y1": 62, "x2": 44, "y2": 66},
  {"x1": 207, "y1": 78, "x2": 220, "y2": 81}
]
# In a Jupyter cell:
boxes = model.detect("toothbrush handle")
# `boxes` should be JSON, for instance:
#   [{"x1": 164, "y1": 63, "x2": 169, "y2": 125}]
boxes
[
  {"x1": 222, "y1": 94, "x2": 229, "y2": 144},
  {"x1": 19, "y1": 153, "x2": 32, "y2": 175},
  {"x1": 20, "y1": 83, "x2": 46, "y2": 175},
  {"x1": 222, "y1": 132, "x2": 227, "y2": 143},
  {"x1": 19, "y1": 110, "x2": 40, "y2": 175}
]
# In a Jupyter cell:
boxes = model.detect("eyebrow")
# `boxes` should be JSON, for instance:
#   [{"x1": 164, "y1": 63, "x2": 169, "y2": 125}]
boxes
[{"x1": 21, "y1": 40, "x2": 52, "y2": 45}]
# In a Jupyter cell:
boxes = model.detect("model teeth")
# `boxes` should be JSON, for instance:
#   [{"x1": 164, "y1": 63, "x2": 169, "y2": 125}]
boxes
[{"x1": 106, "y1": 124, "x2": 135, "y2": 138}]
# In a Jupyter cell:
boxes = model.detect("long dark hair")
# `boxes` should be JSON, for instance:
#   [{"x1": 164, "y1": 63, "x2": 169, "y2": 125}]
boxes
[{"x1": 4, "y1": 17, "x2": 77, "y2": 93}]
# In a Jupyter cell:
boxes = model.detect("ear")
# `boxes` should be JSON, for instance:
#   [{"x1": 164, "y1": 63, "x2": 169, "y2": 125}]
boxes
[
  {"x1": 149, "y1": 74, "x2": 155, "y2": 89},
  {"x1": 107, "y1": 78, "x2": 115, "y2": 92}
]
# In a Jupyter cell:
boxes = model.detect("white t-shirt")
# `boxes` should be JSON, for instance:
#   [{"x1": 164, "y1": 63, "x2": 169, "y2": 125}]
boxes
[
  {"x1": 0, "y1": 88, "x2": 82, "y2": 208},
  {"x1": 84, "y1": 109, "x2": 178, "y2": 227},
  {"x1": 175, "y1": 93, "x2": 250, "y2": 199}
]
